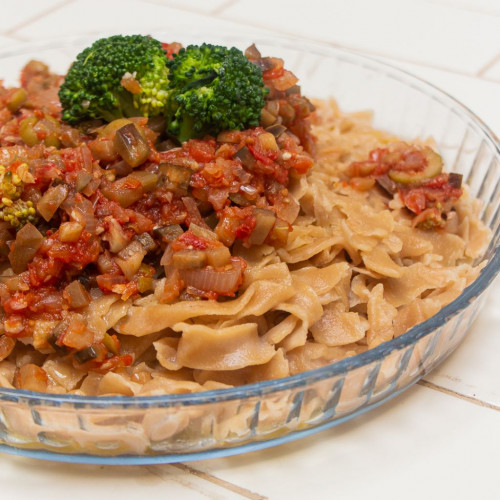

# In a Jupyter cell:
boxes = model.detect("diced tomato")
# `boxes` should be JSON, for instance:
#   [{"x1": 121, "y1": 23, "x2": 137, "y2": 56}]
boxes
[
  {"x1": 247, "y1": 143, "x2": 278, "y2": 165},
  {"x1": 263, "y1": 67, "x2": 285, "y2": 79},
  {"x1": 188, "y1": 139, "x2": 216, "y2": 163},
  {"x1": 161, "y1": 42, "x2": 182, "y2": 59},
  {"x1": 59, "y1": 319, "x2": 94, "y2": 350},
  {"x1": 288, "y1": 152, "x2": 314, "y2": 175},
  {"x1": 28, "y1": 256, "x2": 64, "y2": 287},
  {"x1": 96, "y1": 354, "x2": 134, "y2": 374},
  {"x1": 235, "y1": 214, "x2": 257, "y2": 240},
  {"x1": 401, "y1": 188, "x2": 427, "y2": 214},
  {"x1": 96, "y1": 274, "x2": 128, "y2": 293},
  {"x1": 171, "y1": 230, "x2": 215, "y2": 251}
]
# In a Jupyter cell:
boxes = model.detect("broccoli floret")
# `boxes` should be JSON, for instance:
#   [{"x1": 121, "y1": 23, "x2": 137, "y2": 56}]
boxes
[
  {"x1": 165, "y1": 43, "x2": 267, "y2": 142},
  {"x1": 59, "y1": 35, "x2": 170, "y2": 123},
  {"x1": 0, "y1": 165, "x2": 38, "y2": 229}
]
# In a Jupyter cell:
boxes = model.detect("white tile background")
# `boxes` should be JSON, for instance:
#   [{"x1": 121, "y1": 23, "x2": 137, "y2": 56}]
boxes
[{"x1": 0, "y1": 1, "x2": 498, "y2": 499}]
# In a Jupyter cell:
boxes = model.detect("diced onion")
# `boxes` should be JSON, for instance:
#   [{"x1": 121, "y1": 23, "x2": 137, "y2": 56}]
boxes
[
  {"x1": 180, "y1": 259, "x2": 243, "y2": 294},
  {"x1": 274, "y1": 193, "x2": 300, "y2": 224},
  {"x1": 73, "y1": 197, "x2": 97, "y2": 234}
]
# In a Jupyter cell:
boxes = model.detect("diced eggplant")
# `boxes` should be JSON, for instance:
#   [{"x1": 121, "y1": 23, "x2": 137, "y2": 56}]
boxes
[
  {"x1": 229, "y1": 192, "x2": 252, "y2": 207},
  {"x1": 116, "y1": 240, "x2": 147, "y2": 279},
  {"x1": 376, "y1": 175, "x2": 399, "y2": 195},
  {"x1": 266, "y1": 124, "x2": 287, "y2": 138},
  {"x1": 205, "y1": 246, "x2": 231, "y2": 268},
  {"x1": 269, "y1": 217, "x2": 290, "y2": 246},
  {"x1": 256, "y1": 57, "x2": 276, "y2": 72},
  {"x1": 8, "y1": 223, "x2": 44, "y2": 274},
  {"x1": 235, "y1": 146, "x2": 257, "y2": 170},
  {"x1": 156, "y1": 139, "x2": 179, "y2": 152},
  {"x1": 0, "y1": 222, "x2": 13, "y2": 259},
  {"x1": 75, "y1": 171, "x2": 93, "y2": 192},
  {"x1": 448, "y1": 173, "x2": 463, "y2": 189},
  {"x1": 203, "y1": 213, "x2": 219, "y2": 230},
  {"x1": 114, "y1": 123, "x2": 151, "y2": 168},
  {"x1": 245, "y1": 43, "x2": 261, "y2": 59},
  {"x1": 147, "y1": 116, "x2": 166, "y2": 134},
  {"x1": 172, "y1": 250, "x2": 207, "y2": 270},
  {"x1": 260, "y1": 108, "x2": 277, "y2": 127},
  {"x1": 129, "y1": 170, "x2": 159, "y2": 192},
  {"x1": 285, "y1": 85, "x2": 301, "y2": 96},
  {"x1": 64, "y1": 280, "x2": 90, "y2": 309},
  {"x1": 135, "y1": 232, "x2": 157, "y2": 252},
  {"x1": 109, "y1": 160, "x2": 133, "y2": 177},
  {"x1": 153, "y1": 224, "x2": 184, "y2": 243},
  {"x1": 74, "y1": 346, "x2": 99, "y2": 364},
  {"x1": 189, "y1": 222, "x2": 218, "y2": 241},
  {"x1": 249, "y1": 208, "x2": 276, "y2": 245},
  {"x1": 159, "y1": 163, "x2": 192, "y2": 195}
]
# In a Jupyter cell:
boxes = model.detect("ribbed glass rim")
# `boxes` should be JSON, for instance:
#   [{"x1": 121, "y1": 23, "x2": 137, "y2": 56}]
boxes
[{"x1": 0, "y1": 30, "x2": 498, "y2": 408}]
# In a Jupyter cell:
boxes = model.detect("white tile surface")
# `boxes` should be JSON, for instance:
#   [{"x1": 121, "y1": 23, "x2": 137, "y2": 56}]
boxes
[
  {"x1": 0, "y1": 35, "x2": 23, "y2": 49},
  {"x1": 146, "y1": 0, "x2": 233, "y2": 15},
  {"x1": 189, "y1": 385, "x2": 500, "y2": 500},
  {"x1": 220, "y1": 0, "x2": 500, "y2": 74},
  {"x1": 11, "y1": 0, "x2": 266, "y2": 40},
  {"x1": 424, "y1": 279, "x2": 500, "y2": 407},
  {"x1": 0, "y1": 0, "x2": 67, "y2": 34},
  {"x1": 0, "y1": 459, "x2": 245, "y2": 499}
]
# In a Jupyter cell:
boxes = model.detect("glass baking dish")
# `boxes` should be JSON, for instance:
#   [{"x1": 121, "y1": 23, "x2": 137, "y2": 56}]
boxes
[{"x1": 0, "y1": 30, "x2": 498, "y2": 464}]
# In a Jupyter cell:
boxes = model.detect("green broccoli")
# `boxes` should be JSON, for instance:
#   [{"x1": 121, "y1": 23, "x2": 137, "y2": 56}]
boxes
[
  {"x1": 0, "y1": 165, "x2": 37, "y2": 229},
  {"x1": 165, "y1": 43, "x2": 267, "y2": 142},
  {"x1": 59, "y1": 35, "x2": 170, "y2": 123}
]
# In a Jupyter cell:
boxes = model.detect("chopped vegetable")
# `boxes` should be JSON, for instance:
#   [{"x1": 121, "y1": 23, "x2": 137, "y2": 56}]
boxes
[
  {"x1": 8, "y1": 222, "x2": 44, "y2": 273},
  {"x1": 64, "y1": 280, "x2": 90, "y2": 308},
  {"x1": 179, "y1": 258, "x2": 245, "y2": 296},
  {"x1": 37, "y1": 184, "x2": 68, "y2": 221},
  {"x1": 248, "y1": 208, "x2": 276, "y2": 245},
  {"x1": 114, "y1": 123, "x2": 151, "y2": 167}
]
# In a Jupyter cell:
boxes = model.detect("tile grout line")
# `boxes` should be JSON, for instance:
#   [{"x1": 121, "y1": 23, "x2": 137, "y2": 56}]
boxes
[
  {"x1": 418, "y1": 379, "x2": 500, "y2": 412},
  {"x1": 3, "y1": 0, "x2": 74, "y2": 37},
  {"x1": 476, "y1": 52, "x2": 500, "y2": 78},
  {"x1": 172, "y1": 463, "x2": 268, "y2": 500}
]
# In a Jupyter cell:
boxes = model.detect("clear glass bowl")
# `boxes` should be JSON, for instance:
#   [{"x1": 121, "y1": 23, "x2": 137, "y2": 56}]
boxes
[{"x1": 0, "y1": 31, "x2": 498, "y2": 464}]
